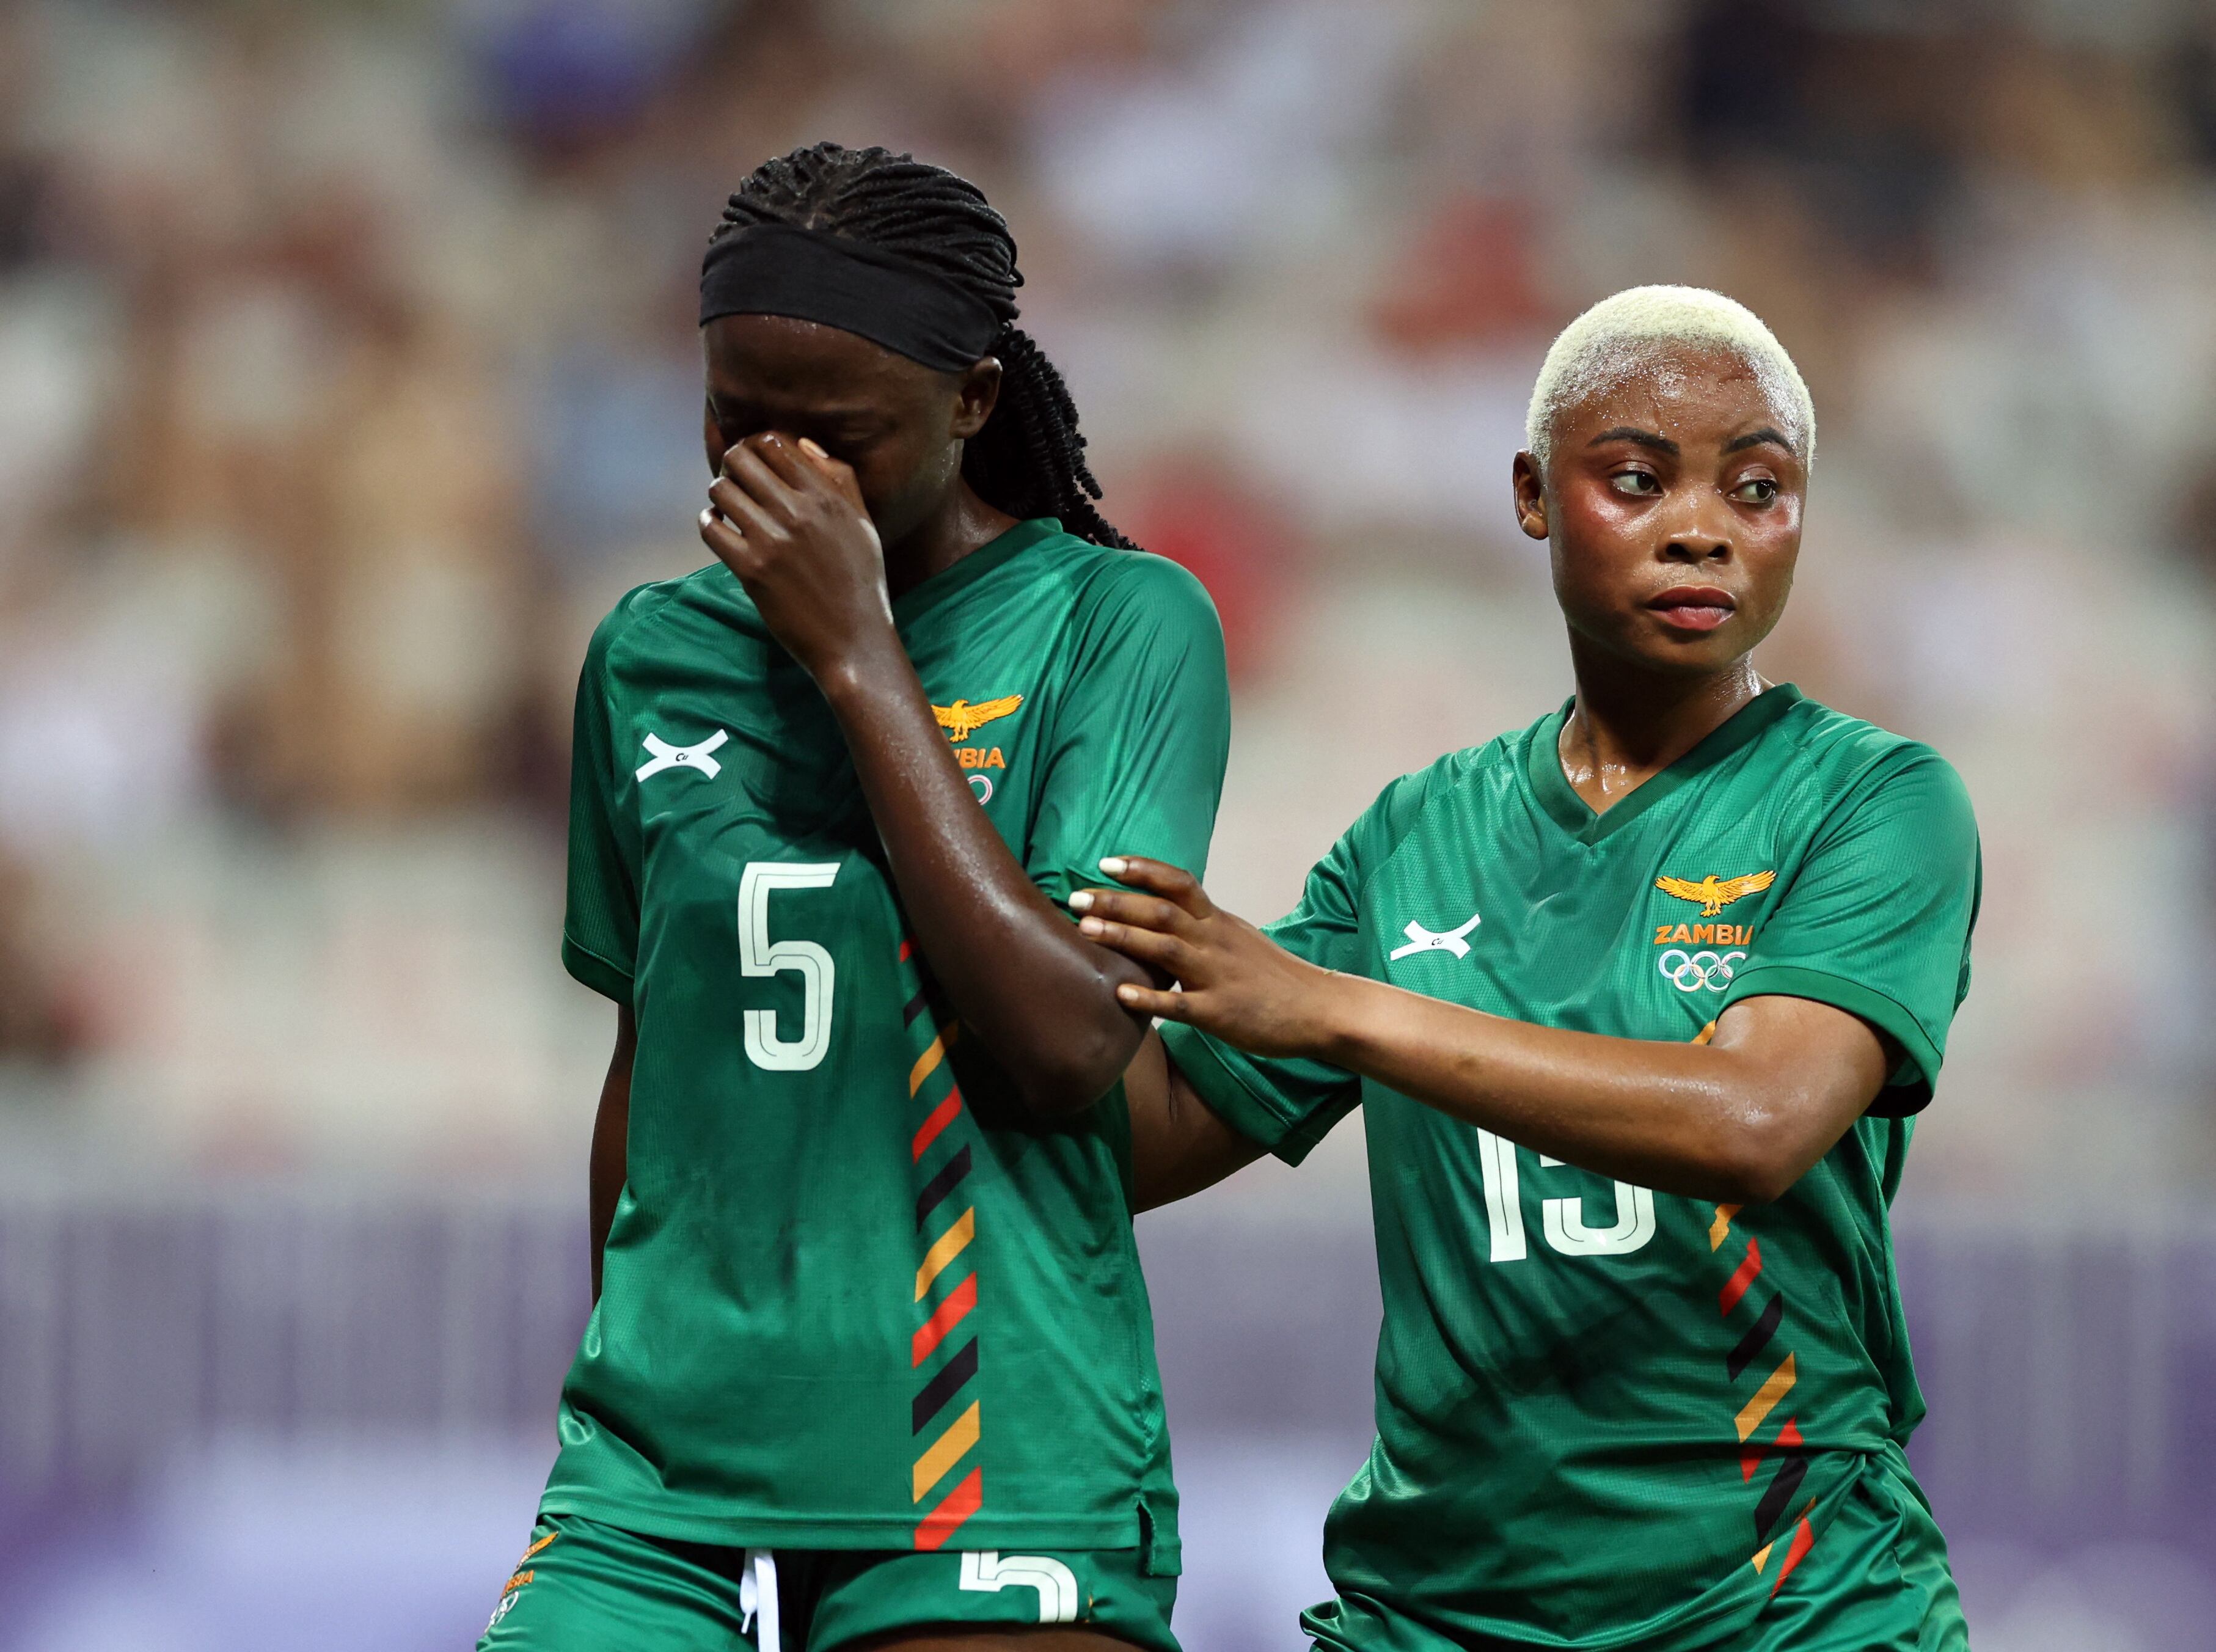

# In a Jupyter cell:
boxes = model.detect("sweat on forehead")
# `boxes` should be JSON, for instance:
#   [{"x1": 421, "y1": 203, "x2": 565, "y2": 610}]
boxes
[{"x1": 1524, "y1": 285, "x2": 1814, "y2": 472}]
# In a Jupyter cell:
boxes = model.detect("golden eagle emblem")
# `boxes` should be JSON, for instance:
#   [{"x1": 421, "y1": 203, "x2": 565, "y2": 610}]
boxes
[
  {"x1": 1655, "y1": 870, "x2": 1775, "y2": 918},
  {"x1": 933, "y1": 695, "x2": 1024, "y2": 742}
]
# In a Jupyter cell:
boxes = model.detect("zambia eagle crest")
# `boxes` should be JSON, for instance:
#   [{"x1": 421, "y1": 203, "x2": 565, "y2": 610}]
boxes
[
  {"x1": 1654, "y1": 870, "x2": 1775, "y2": 918},
  {"x1": 933, "y1": 695, "x2": 1025, "y2": 742}
]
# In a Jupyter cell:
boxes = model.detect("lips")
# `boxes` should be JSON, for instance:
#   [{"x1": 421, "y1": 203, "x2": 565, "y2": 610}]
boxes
[{"x1": 1647, "y1": 586, "x2": 1737, "y2": 633}]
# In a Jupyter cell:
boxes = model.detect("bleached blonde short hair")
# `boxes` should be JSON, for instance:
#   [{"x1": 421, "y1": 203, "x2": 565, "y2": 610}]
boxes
[{"x1": 1524, "y1": 285, "x2": 1814, "y2": 473}]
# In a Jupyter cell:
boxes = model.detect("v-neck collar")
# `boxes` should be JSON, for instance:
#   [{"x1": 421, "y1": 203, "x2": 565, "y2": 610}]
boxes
[
  {"x1": 892, "y1": 517, "x2": 1060, "y2": 629},
  {"x1": 1527, "y1": 684, "x2": 1804, "y2": 844}
]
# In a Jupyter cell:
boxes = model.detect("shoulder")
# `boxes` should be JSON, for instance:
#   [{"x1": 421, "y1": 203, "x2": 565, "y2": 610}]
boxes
[
  {"x1": 1054, "y1": 536, "x2": 1223, "y2": 637},
  {"x1": 1769, "y1": 694, "x2": 1977, "y2": 842},
  {"x1": 1345, "y1": 720, "x2": 1536, "y2": 869},
  {"x1": 583, "y1": 565, "x2": 745, "y2": 682}
]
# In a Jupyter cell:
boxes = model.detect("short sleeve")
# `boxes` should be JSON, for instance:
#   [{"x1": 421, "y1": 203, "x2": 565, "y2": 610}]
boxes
[
  {"x1": 1022, "y1": 557, "x2": 1231, "y2": 907},
  {"x1": 1161, "y1": 764, "x2": 1442, "y2": 1162},
  {"x1": 1717, "y1": 747, "x2": 1981, "y2": 1116},
  {"x1": 561, "y1": 604, "x2": 643, "y2": 1002}
]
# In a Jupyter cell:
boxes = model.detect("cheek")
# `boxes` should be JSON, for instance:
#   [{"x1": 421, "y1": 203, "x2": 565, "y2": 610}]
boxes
[{"x1": 1549, "y1": 488, "x2": 1649, "y2": 599}]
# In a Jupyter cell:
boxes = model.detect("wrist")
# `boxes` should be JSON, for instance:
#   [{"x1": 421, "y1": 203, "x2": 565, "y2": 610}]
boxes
[
  {"x1": 813, "y1": 633, "x2": 910, "y2": 709},
  {"x1": 1296, "y1": 965, "x2": 1367, "y2": 1065}
]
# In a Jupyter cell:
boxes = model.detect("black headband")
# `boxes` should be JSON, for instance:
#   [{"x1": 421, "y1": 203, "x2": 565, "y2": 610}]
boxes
[{"x1": 699, "y1": 222, "x2": 1003, "y2": 371}]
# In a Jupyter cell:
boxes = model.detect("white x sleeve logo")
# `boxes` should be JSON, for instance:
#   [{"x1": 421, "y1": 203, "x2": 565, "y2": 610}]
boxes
[
  {"x1": 1388, "y1": 912, "x2": 1482, "y2": 961},
  {"x1": 635, "y1": 729, "x2": 729, "y2": 782}
]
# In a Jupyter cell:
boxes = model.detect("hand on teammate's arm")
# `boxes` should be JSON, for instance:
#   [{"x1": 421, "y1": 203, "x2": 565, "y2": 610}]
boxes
[
  {"x1": 698, "y1": 435, "x2": 1155, "y2": 1120},
  {"x1": 1073, "y1": 858, "x2": 1894, "y2": 1205}
]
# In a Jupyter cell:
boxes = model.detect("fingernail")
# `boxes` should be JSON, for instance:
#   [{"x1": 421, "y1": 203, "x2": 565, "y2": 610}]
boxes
[
  {"x1": 1116, "y1": 983, "x2": 1141, "y2": 1003},
  {"x1": 1078, "y1": 916, "x2": 1105, "y2": 937},
  {"x1": 799, "y1": 437, "x2": 828, "y2": 459},
  {"x1": 1068, "y1": 891, "x2": 1093, "y2": 913},
  {"x1": 698, "y1": 508, "x2": 715, "y2": 530},
  {"x1": 1098, "y1": 857, "x2": 1128, "y2": 876}
]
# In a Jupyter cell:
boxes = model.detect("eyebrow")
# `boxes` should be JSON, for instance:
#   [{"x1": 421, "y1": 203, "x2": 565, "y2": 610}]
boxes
[
  {"x1": 1724, "y1": 427, "x2": 1794, "y2": 455},
  {"x1": 1587, "y1": 426, "x2": 1677, "y2": 455}
]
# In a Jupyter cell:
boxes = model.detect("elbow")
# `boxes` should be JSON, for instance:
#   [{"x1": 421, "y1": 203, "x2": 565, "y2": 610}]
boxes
[
  {"x1": 1006, "y1": 1018, "x2": 1143, "y2": 1124},
  {"x1": 1705, "y1": 1102, "x2": 1812, "y2": 1207}
]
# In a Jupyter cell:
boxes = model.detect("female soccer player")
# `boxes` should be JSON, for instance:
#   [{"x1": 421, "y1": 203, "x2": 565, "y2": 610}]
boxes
[
  {"x1": 1078, "y1": 288, "x2": 1981, "y2": 1652},
  {"x1": 484, "y1": 144, "x2": 1229, "y2": 1652}
]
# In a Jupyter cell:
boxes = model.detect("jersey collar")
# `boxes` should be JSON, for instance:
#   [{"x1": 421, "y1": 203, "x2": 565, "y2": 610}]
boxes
[
  {"x1": 1527, "y1": 683, "x2": 1804, "y2": 844},
  {"x1": 892, "y1": 516, "x2": 1062, "y2": 628}
]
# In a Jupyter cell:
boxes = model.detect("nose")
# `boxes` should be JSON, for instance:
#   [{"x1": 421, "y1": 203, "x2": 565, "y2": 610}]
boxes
[{"x1": 1659, "y1": 492, "x2": 1735, "y2": 564}]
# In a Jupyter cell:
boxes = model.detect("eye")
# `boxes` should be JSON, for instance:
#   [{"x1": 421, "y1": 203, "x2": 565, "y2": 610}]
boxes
[
  {"x1": 1730, "y1": 477, "x2": 1779, "y2": 505},
  {"x1": 1609, "y1": 469, "x2": 1661, "y2": 497}
]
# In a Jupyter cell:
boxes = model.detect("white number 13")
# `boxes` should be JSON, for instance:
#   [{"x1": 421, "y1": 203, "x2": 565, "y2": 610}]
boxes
[
  {"x1": 1475, "y1": 1128, "x2": 1656, "y2": 1262},
  {"x1": 738, "y1": 861, "x2": 840, "y2": 1070}
]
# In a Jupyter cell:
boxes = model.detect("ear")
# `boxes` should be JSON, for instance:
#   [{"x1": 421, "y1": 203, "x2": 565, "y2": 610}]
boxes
[
  {"x1": 1512, "y1": 451, "x2": 1549, "y2": 541},
  {"x1": 951, "y1": 357, "x2": 1003, "y2": 442}
]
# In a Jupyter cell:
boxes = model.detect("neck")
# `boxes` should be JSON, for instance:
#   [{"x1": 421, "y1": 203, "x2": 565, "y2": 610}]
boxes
[
  {"x1": 1557, "y1": 635, "x2": 1766, "y2": 814},
  {"x1": 881, "y1": 480, "x2": 1022, "y2": 602}
]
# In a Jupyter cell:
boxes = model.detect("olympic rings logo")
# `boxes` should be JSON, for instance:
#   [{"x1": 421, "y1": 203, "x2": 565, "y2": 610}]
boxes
[{"x1": 1658, "y1": 948, "x2": 1744, "y2": 993}]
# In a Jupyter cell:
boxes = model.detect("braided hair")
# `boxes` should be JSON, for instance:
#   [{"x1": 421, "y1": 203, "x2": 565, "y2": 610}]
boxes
[{"x1": 711, "y1": 142, "x2": 1135, "y2": 549}]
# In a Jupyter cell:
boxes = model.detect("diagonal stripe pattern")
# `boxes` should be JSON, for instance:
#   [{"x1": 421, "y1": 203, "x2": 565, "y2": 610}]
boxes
[
  {"x1": 915, "y1": 1208, "x2": 975, "y2": 1299},
  {"x1": 901, "y1": 939, "x2": 984, "y2": 1548}
]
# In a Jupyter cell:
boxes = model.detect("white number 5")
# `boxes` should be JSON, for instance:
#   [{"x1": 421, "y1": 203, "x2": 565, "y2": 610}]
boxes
[
  {"x1": 737, "y1": 862, "x2": 839, "y2": 1070},
  {"x1": 959, "y1": 1551, "x2": 1079, "y2": 1625}
]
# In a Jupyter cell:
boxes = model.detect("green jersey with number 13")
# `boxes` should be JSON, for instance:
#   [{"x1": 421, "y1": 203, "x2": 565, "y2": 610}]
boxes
[
  {"x1": 1163, "y1": 686, "x2": 1981, "y2": 1651},
  {"x1": 549, "y1": 517, "x2": 1229, "y2": 1568}
]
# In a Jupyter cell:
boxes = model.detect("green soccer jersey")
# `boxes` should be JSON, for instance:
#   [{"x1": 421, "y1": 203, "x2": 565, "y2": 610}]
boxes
[
  {"x1": 549, "y1": 517, "x2": 1229, "y2": 1565},
  {"x1": 1161, "y1": 686, "x2": 1981, "y2": 1652}
]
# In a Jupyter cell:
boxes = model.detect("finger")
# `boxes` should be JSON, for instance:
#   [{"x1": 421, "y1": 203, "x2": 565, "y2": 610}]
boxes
[
  {"x1": 745, "y1": 431, "x2": 817, "y2": 491},
  {"x1": 698, "y1": 507, "x2": 752, "y2": 570},
  {"x1": 1097, "y1": 857, "x2": 1214, "y2": 919},
  {"x1": 1114, "y1": 981, "x2": 1189, "y2": 1022},
  {"x1": 1067, "y1": 888, "x2": 1190, "y2": 936},
  {"x1": 708, "y1": 475, "x2": 783, "y2": 544},
  {"x1": 793, "y1": 436, "x2": 868, "y2": 510},
  {"x1": 723, "y1": 440, "x2": 805, "y2": 516},
  {"x1": 1075, "y1": 915, "x2": 1186, "y2": 971}
]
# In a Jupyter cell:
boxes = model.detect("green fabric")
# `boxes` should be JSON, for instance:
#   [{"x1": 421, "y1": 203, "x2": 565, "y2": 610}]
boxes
[
  {"x1": 479, "y1": 1513, "x2": 1180, "y2": 1652},
  {"x1": 1300, "y1": 1446, "x2": 1965, "y2": 1652},
  {"x1": 549, "y1": 519, "x2": 1229, "y2": 1557},
  {"x1": 1162, "y1": 687, "x2": 1982, "y2": 1651}
]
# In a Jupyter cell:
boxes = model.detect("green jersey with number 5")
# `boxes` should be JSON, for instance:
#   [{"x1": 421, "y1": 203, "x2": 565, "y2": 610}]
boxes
[
  {"x1": 1162, "y1": 687, "x2": 1981, "y2": 1652},
  {"x1": 547, "y1": 517, "x2": 1229, "y2": 1565}
]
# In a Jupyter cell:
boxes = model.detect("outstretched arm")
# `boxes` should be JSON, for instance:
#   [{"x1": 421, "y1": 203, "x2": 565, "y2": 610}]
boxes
[
  {"x1": 1073, "y1": 860, "x2": 1893, "y2": 1205},
  {"x1": 701, "y1": 433, "x2": 1154, "y2": 1120},
  {"x1": 588, "y1": 1004, "x2": 637, "y2": 1303}
]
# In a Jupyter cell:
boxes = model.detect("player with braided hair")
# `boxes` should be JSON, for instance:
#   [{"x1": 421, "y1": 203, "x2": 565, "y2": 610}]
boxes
[
  {"x1": 709, "y1": 144, "x2": 1131, "y2": 549},
  {"x1": 483, "y1": 144, "x2": 1229, "y2": 1652}
]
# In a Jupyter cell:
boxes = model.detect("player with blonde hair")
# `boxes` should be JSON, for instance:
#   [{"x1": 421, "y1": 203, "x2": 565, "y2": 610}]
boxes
[{"x1": 1091, "y1": 286, "x2": 1980, "y2": 1651}]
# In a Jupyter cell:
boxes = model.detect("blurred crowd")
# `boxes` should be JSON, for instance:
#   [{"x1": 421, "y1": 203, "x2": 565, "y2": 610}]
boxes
[{"x1": 3, "y1": 0, "x2": 2216, "y2": 1193}]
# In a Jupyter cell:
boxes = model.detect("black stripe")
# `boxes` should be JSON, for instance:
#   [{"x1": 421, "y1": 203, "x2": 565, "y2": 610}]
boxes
[
  {"x1": 1726, "y1": 1294, "x2": 1783, "y2": 1381},
  {"x1": 915, "y1": 1146, "x2": 972, "y2": 1232},
  {"x1": 903, "y1": 988, "x2": 929, "y2": 1026},
  {"x1": 1753, "y1": 1453, "x2": 1808, "y2": 1541},
  {"x1": 912, "y1": 1337, "x2": 978, "y2": 1434}
]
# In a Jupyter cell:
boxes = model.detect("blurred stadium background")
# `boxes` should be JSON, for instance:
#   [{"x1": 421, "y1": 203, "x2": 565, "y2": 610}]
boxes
[{"x1": 2, "y1": 0, "x2": 2215, "y2": 1646}]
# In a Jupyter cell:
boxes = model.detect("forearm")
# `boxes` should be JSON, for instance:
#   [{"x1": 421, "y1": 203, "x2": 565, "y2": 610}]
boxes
[
  {"x1": 819, "y1": 648, "x2": 1149, "y2": 1117},
  {"x1": 1123, "y1": 1032, "x2": 1268, "y2": 1212},
  {"x1": 1311, "y1": 978, "x2": 1859, "y2": 1204}
]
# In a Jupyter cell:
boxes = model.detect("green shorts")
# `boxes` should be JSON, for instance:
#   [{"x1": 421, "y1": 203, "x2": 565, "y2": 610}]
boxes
[{"x1": 478, "y1": 1511, "x2": 1180, "y2": 1652}]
